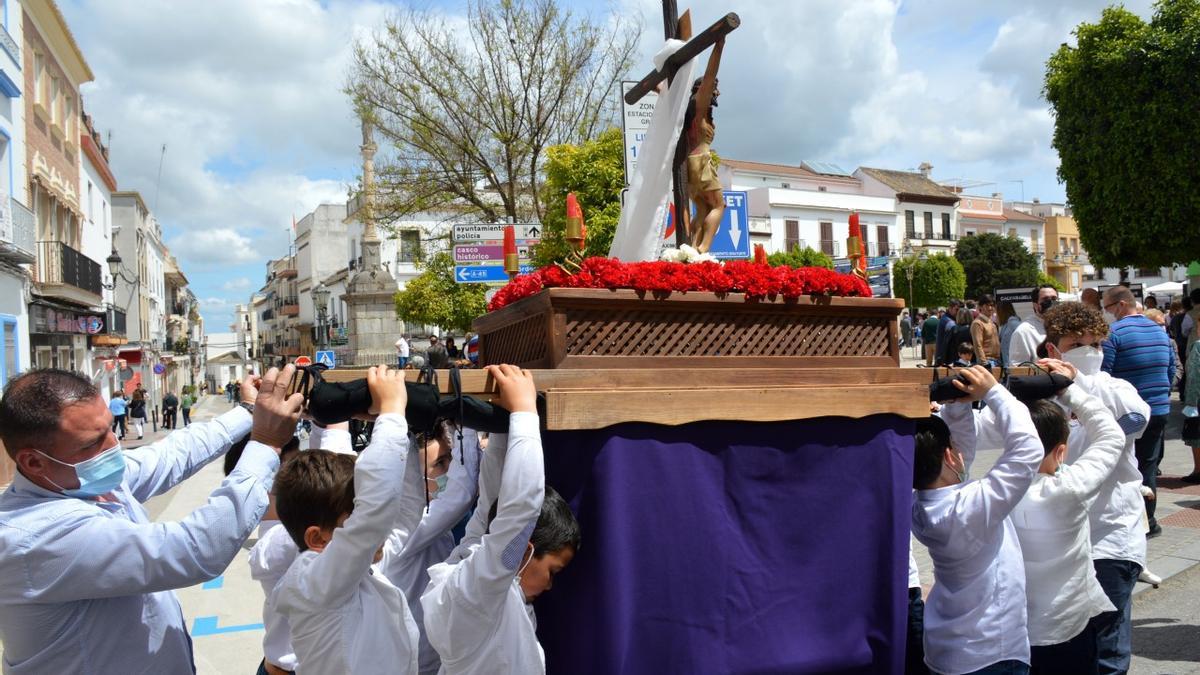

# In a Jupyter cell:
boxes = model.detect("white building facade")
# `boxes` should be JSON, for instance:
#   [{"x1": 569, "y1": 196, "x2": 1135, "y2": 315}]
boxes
[{"x1": 0, "y1": 0, "x2": 28, "y2": 392}]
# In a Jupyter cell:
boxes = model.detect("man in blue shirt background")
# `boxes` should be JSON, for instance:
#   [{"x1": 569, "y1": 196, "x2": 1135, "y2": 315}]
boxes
[
  {"x1": 1102, "y1": 285, "x2": 1176, "y2": 537},
  {"x1": 107, "y1": 392, "x2": 128, "y2": 440},
  {"x1": 935, "y1": 299, "x2": 961, "y2": 367}
]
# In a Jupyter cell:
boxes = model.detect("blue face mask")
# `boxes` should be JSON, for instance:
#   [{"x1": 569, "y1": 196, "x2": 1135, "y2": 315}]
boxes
[
  {"x1": 38, "y1": 445, "x2": 126, "y2": 498},
  {"x1": 426, "y1": 473, "x2": 449, "y2": 498}
]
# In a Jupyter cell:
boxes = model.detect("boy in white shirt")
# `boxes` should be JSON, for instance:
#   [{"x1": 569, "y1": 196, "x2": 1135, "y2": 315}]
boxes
[
  {"x1": 965, "y1": 302, "x2": 1150, "y2": 674},
  {"x1": 912, "y1": 365, "x2": 1043, "y2": 675},
  {"x1": 421, "y1": 365, "x2": 580, "y2": 675},
  {"x1": 1009, "y1": 361, "x2": 1125, "y2": 673},
  {"x1": 246, "y1": 422, "x2": 354, "y2": 675},
  {"x1": 270, "y1": 365, "x2": 422, "y2": 674}
]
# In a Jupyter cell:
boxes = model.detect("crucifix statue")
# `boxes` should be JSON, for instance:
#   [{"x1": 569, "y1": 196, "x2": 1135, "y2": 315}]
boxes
[{"x1": 623, "y1": 2, "x2": 739, "y2": 252}]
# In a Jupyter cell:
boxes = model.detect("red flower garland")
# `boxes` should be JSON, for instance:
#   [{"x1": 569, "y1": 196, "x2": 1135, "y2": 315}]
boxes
[{"x1": 487, "y1": 257, "x2": 873, "y2": 312}]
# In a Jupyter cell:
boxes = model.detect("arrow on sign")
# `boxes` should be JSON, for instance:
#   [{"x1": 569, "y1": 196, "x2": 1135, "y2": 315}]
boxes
[
  {"x1": 527, "y1": 226, "x2": 540, "y2": 238},
  {"x1": 728, "y1": 216, "x2": 742, "y2": 249}
]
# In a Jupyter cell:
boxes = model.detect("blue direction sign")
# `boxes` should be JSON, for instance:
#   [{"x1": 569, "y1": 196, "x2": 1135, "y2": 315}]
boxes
[
  {"x1": 315, "y1": 350, "x2": 336, "y2": 368},
  {"x1": 662, "y1": 190, "x2": 751, "y2": 259},
  {"x1": 454, "y1": 264, "x2": 534, "y2": 284}
]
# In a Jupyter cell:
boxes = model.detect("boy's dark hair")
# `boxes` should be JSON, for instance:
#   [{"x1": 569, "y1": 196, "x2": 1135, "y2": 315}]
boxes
[
  {"x1": 1027, "y1": 400, "x2": 1069, "y2": 454},
  {"x1": 0, "y1": 369, "x2": 99, "y2": 457},
  {"x1": 957, "y1": 342, "x2": 974, "y2": 356},
  {"x1": 224, "y1": 434, "x2": 300, "y2": 476},
  {"x1": 274, "y1": 450, "x2": 357, "y2": 550},
  {"x1": 487, "y1": 485, "x2": 581, "y2": 557},
  {"x1": 977, "y1": 294, "x2": 994, "y2": 306},
  {"x1": 531, "y1": 486, "x2": 581, "y2": 556},
  {"x1": 913, "y1": 416, "x2": 951, "y2": 490}
]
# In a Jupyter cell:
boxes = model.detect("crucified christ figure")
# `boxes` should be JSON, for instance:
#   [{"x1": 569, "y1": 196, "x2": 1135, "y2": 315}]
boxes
[{"x1": 684, "y1": 36, "x2": 725, "y2": 253}]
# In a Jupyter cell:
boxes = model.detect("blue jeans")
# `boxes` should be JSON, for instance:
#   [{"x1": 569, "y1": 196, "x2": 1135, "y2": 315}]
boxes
[
  {"x1": 1090, "y1": 559, "x2": 1140, "y2": 674},
  {"x1": 398, "y1": 356, "x2": 409, "y2": 369},
  {"x1": 1030, "y1": 621, "x2": 1098, "y2": 674},
  {"x1": 906, "y1": 587, "x2": 929, "y2": 674}
]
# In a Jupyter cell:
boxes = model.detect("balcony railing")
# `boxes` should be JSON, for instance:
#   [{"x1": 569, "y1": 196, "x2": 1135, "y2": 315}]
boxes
[
  {"x1": 0, "y1": 22, "x2": 19, "y2": 67},
  {"x1": 35, "y1": 241, "x2": 103, "y2": 297},
  {"x1": 0, "y1": 197, "x2": 34, "y2": 264},
  {"x1": 280, "y1": 304, "x2": 300, "y2": 317}
]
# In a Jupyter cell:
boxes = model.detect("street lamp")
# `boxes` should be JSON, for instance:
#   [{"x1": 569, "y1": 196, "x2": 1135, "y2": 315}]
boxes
[{"x1": 313, "y1": 283, "x2": 331, "y2": 351}]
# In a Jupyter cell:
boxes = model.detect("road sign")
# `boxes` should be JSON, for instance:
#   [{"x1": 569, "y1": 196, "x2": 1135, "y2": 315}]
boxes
[
  {"x1": 660, "y1": 190, "x2": 751, "y2": 259},
  {"x1": 294, "y1": 356, "x2": 312, "y2": 367},
  {"x1": 454, "y1": 264, "x2": 534, "y2": 284},
  {"x1": 453, "y1": 243, "x2": 538, "y2": 264},
  {"x1": 835, "y1": 256, "x2": 893, "y2": 297},
  {"x1": 621, "y1": 80, "x2": 657, "y2": 187},
  {"x1": 452, "y1": 223, "x2": 542, "y2": 242},
  {"x1": 315, "y1": 350, "x2": 336, "y2": 368}
]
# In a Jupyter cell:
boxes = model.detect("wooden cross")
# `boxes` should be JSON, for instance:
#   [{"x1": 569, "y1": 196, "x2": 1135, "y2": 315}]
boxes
[{"x1": 623, "y1": 3, "x2": 739, "y2": 248}]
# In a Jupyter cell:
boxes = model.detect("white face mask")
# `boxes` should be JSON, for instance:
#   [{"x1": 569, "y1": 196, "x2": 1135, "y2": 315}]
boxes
[
  {"x1": 1103, "y1": 310, "x2": 1117, "y2": 325},
  {"x1": 1062, "y1": 345, "x2": 1104, "y2": 375}
]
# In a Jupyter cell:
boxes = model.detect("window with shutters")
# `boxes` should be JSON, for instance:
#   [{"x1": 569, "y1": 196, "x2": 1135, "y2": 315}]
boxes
[
  {"x1": 877, "y1": 225, "x2": 889, "y2": 257},
  {"x1": 924, "y1": 212, "x2": 934, "y2": 238},
  {"x1": 905, "y1": 211, "x2": 916, "y2": 239},
  {"x1": 820, "y1": 221, "x2": 834, "y2": 256},
  {"x1": 784, "y1": 220, "x2": 800, "y2": 253},
  {"x1": 941, "y1": 213, "x2": 951, "y2": 239}
]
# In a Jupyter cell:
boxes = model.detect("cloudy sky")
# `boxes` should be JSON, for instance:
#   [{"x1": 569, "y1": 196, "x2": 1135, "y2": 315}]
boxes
[{"x1": 59, "y1": 0, "x2": 1153, "y2": 330}]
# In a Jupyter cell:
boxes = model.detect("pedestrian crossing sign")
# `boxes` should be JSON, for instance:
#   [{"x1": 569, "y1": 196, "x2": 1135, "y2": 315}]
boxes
[{"x1": 315, "y1": 350, "x2": 336, "y2": 368}]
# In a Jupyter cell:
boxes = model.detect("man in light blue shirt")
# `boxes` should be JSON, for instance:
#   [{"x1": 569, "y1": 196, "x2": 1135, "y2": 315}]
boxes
[{"x1": 0, "y1": 366, "x2": 303, "y2": 673}]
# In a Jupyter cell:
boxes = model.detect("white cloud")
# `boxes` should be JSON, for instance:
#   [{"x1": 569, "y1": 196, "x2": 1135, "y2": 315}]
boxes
[
  {"x1": 221, "y1": 277, "x2": 252, "y2": 292},
  {"x1": 169, "y1": 228, "x2": 258, "y2": 267}
]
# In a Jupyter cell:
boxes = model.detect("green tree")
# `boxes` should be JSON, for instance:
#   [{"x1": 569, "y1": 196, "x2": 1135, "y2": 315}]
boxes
[
  {"x1": 1037, "y1": 271, "x2": 1066, "y2": 292},
  {"x1": 532, "y1": 128, "x2": 625, "y2": 266},
  {"x1": 350, "y1": 0, "x2": 639, "y2": 223},
  {"x1": 954, "y1": 233, "x2": 1040, "y2": 300},
  {"x1": 766, "y1": 246, "x2": 834, "y2": 270},
  {"x1": 893, "y1": 253, "x2": 966, "y2": 309},
  {"x1": 1045, "y1": 0, "x2": 1200, "y2": 267},
  {"x1": 394, "y1": 251, "x2": 487, "y2": 332}
]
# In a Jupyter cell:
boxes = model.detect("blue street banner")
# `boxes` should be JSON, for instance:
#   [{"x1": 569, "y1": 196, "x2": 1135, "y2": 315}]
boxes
[
  {"x1": 454, "y1": 264, "x2": 534, "y2": 284},
  {"x1": 315, "y1": 350, "x2": 336, "y2": 368},
  {"x1": 662, "y1": 190, "x2": 751, "y2": 259}
]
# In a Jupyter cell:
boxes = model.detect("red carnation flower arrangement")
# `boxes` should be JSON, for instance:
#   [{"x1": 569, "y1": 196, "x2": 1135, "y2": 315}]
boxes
[{"x1": 487, "y1": 256, "x2": 872, "y2": 312}]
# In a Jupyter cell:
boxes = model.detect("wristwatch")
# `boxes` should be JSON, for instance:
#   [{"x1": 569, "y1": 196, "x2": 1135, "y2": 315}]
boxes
[{"x1": 239, "y1": 401, "x2": 255, "y2": 415}]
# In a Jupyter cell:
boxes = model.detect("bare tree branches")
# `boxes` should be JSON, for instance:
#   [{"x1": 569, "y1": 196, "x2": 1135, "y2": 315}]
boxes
[{"x1": 349, "y1": 0, "x2": 640, "y2": 225}]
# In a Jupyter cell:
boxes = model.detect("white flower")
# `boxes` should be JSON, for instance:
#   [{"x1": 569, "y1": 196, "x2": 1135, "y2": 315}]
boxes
[
  {"x1": 660, "y1": 247, "x2": 685, "y2": 262},
  {"x1": 660, "y1": 244, "x2": 719, "y2": 264}
]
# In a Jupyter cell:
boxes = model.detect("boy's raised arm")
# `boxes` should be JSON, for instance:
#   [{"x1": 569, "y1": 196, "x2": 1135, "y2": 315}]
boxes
[
  {"x1": 446, "y1": 366, "x2": 543, "y2": 612},
  {"x1": 298, "y1": 366, "x2": 409, "y2": 606},
  {"x1": 1058, "y1": 384, "x2": 1125, "y2": 500}
]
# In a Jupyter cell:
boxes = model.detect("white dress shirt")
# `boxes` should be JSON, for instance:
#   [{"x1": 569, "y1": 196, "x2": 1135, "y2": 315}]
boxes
[
  {"x1": 421, "y1": 412, "x2": 546, "y2": 675},
  {"x1": 1007, "y1": 314, "x2": 1046, "y2": 366},
  {"x1": 913, "y1": 387, "x2": 1043, "y2": 675},
  {"x1": 381, "y1": 430, "x2": 481, "y2": 675},
  {"x1": 1010, "y1": 386, "x2": 1123, "y2": 646},
  {"x1": 248, "y1": 422, "x2": 357, "y2": 671},
  {"x1": 270, "y1": 414, "x2": 422, "y2": 675},
  {"x1": 0, "y1": 407, "x2": 272, "y2": 674},
  {"x1": 969, "y1": 372, "x2": 1150, "y2": 567}
]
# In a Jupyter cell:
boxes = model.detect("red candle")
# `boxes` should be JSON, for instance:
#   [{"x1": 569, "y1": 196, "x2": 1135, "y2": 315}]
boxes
[
  {"x1": 754, "y1": 244, "x2": 767, "y2": 265},
  {"x1": 848, "y1": 212, "x2": 861, "y2": 239},
  {"x1": 565, "y1": 193, "x2": 584, "y2": 247},
  {"x1": 503, "y1": 224, "x2": 519, "y2": 277}
]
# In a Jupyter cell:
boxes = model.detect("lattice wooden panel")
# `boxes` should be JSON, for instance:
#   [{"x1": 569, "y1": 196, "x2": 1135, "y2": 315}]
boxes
[
  {"x1": 481, "y1": 313, "x2": 548, "y2": 366},
  {"x1": 562, "y1": 308, "x2": 891, "y2": 357}
]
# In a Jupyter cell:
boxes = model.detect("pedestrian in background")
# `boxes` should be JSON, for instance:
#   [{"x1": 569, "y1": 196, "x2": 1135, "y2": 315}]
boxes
[
  {"x1": 1102, "y1": 285, "x2": 1175, "y2": 538},
  {"x1": 998, "y1": 301, "x2": 1021, "y2": 368},
  {"x1": 1182, "y1": 339, "x2": 1200, "y2": 484},
  {"x1": 181, "y1": 390, "x2": 195, "y2": 427},
  {"x1": 129, "y1": 388, "x2": 147, "y2": 440},
  {"x1": 922, "y1": 310, "x2": 941, "y2": 367},
  {"x1": 940, "y1": 308, "x2": 975, "y2": 367},
  {"x1": 163, "y1": 391, "x2": 179, "y2": 430},
  {"x1": 109, "y1": 392, "x2": 127, "y2": 440},
  {"x1": 971, "y1": 295, "x2": 1001, "y2": 367},
  {"x1": 426, "y1": 336, "x2": 450, "y2": 369},
  {"x1": 395, "y1": 334, "x2": 410, "y2": 369},
  {"x1": 900, "y1": 311, "x2": 912, "y2": 349}
]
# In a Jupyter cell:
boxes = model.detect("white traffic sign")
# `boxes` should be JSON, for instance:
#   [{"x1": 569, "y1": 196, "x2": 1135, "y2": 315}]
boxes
[
  {"x1": 315, "y1": 350, "x2": 336, "y2": 368},
  {"x1": 452, "y1": 223, "x2": 542, "y2": 242},
  {"x1": 621, "y1": 80, "x2": 657, "y2": 187}
]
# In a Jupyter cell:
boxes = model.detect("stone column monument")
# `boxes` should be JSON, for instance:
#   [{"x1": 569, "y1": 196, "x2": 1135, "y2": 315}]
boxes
[{"x1": 342, "y1": 116, "x2": 402, "y2": 366}]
